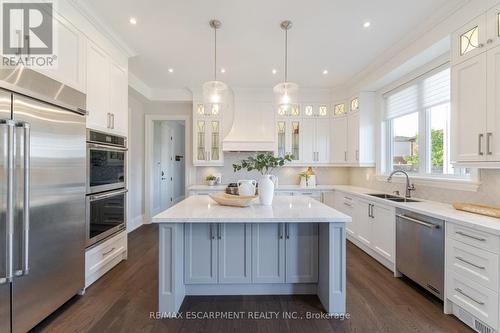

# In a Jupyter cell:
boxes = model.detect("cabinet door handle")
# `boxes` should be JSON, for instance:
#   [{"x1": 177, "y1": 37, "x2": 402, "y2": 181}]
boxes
[
  {"x1": 107, "y1": 113, "x2": 111, "y2": 128},
  {"x1": 217, "y1": 223, "x2": 222, "y2": 239},
  {"x1": 210, "y1": 224, "x2": 215, "y2": 239},
  {"x1": 279, "y1": 224, "x2": 283, "y2": 239},
  {"x1": 356, "y1": 150, "x2": 359, "y2": 161},
  {"x1": 112, "y1": 114, "x2": 115, "y2": 129},
  {"x1": 455, "y1": 288, "x2": 485, "y2": 305},
  {"x1": 487, "y1": 38, "x2": 493, "y2": 44},
  {"x1": 102, "y1": 247, "x2": 116, "y2": 256},
  {"x1": 487, "y1": 132, "x2": 493, "y2": 155},
  {"x1": 455, "y1": 231, "x2": 486, "y2": 242},
  {"x1": 478, "y1": 133, "x2": 484, "y2": 156},
  {"x1": 344, "y1": 151, "x2": 347, "y2": 161},
  {"x1": 455, "y1": 256, "x2": 485, "y2": 270},
  {"x1": 285, "y1": 223, "x2": 290, "y2": 239},
  {"x1": 367, "y1": 204, "x2": 371, "y2": 218}
]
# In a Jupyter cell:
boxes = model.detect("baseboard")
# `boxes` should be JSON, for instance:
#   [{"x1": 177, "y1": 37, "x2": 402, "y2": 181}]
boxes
[{"x1": 127, "y1": 214, "x2": 144, "y2": 233}]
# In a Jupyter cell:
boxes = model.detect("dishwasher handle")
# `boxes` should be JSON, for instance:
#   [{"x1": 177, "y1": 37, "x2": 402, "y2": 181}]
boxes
[{"x1": 396, "y1": 214, "x2": 439, "y2": 229}]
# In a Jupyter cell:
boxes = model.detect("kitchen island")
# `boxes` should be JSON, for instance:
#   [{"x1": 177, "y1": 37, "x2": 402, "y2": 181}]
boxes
[{"x1": 152, "y1": 195, "x2": 351, "y2": 316}]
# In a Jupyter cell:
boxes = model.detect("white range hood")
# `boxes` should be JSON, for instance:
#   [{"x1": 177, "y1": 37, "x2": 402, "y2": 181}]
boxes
[{"x1": 222, "y1": 98, "x2": 275, "y2": 151}]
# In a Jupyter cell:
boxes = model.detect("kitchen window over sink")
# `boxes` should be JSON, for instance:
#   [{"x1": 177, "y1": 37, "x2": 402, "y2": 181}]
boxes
[{"x1": 383, "y1": 65, "x2": 474, "y2": 181}]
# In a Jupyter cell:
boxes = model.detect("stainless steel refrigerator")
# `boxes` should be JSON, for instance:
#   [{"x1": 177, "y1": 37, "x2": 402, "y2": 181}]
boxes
[{"x1": 0, "y1": 66, "x2": 87, "y2": 333}]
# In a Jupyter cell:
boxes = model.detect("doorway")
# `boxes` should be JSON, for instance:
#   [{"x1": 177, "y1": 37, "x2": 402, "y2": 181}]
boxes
[{"x1": 152, "y1": 120, "x2": 186, "y2": 215}]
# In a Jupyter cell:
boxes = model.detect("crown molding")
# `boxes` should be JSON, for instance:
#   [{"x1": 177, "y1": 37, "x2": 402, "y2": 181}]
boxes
[{"x1": 67, "y1": 0, "x2": 137, "y2": 58}]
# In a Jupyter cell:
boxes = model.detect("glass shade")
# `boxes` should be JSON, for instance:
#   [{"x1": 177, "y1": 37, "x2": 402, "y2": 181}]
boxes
[
  {"x1": 273, "y1": 82, "x2": 299, "y2": 109},
  {"x1": 202, "y1": 80, "x2": 229, "y2": 106}
]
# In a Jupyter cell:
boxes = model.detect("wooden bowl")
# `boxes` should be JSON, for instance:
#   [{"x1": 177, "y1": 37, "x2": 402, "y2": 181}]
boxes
[{"x1": 209, "y1": 192, "x2": 257, "y2": 207}]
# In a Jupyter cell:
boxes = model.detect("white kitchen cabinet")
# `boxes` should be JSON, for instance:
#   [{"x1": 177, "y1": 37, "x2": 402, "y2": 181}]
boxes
[
  {"x1": 487, "y1": 4, "x2": 500, "y2": 50},
  {"x1": 218, "y1": 224, "x2": 252, "y2": 284},
  {"x1": 331, "y1": 191, "x2": 357, "y2": 237},
  {"x1": 451, "y1": 53, "x2": 487, "y2": 163},
  {"x1": 487, "y1": 45, "x2": 500, "y2": 161},
  {"x1": 347, "y1": 111, "x2": 360, "y2": 164},
  {"x1": 370, "y1": 204, "x2": 395, "y2": 263},
  {"x1": 86, "y1": 41, "x2": 128, "y2": 136},
  {"x1": 193, "y1": 117, "x2": 223, "y2": 166},
  {"x1": 452, "y1": 14, "x2": 487, "y2": 65},
  {"x1": 285, "y1": 223, "x2": 318, "y2": 283},
  {"x1": 86, "y1": 41, "x2": 109, "y2": 132},
  {"x1": 184, "y1": 223, "x2": 218, "y2": 284},
  {"x1": 251, "y1": 223, "x2": 285, "y2": 283},
  {"x1": 330, "y1": 116, "x2": 348, "y2": 163},
  {"x1": 275, "y1": 119, "x2": 301, "y2": 162},
  {"x1": 302, "y1": 118, "x2": 330, "y2": 164},
  {"x1": 355, "y1": 199, "x2": 373, "y2": 247},
  {"x1": 108, "y1": 61, "x2": 128, "y2": 136},
  {"x1": 35, "y1": 12, "x2": 86, "y2": 92}
]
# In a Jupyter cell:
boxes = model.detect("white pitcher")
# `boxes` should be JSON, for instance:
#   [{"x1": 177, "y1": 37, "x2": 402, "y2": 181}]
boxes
[
  {"x1": 237, "y1": 180, "x2": 257, "y2": 196},
  {"x1": 258, "y1": 175, "x2": 276, "y2": 205}
]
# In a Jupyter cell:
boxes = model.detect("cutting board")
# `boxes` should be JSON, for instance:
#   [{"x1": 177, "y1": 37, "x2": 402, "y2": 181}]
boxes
[{"x1": 453, "y1": 203, "x2": 500, "y2": 219}]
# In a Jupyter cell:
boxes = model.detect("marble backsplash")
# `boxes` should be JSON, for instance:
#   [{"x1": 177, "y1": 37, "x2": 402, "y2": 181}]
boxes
[
  {"x1": 195, "y1": 152, "x2": 351, "y2": 186},
  {"x1": 349, "y1": 168, "x2": 500, "y2": 207}
]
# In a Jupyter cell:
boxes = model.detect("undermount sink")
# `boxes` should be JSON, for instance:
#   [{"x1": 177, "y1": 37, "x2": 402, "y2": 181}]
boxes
[{"x1": 367, "y1": 193, "x2": 420, "y2": 203}]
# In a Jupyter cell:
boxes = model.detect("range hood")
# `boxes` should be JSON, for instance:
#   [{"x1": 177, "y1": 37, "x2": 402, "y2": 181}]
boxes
[{"x1": 222, "y1": 99, "x2": 275, "y2": 151}]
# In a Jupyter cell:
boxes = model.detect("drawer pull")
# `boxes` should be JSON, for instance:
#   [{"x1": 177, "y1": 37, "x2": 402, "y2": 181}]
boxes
[
  {"x1": 102, "y1": 247, "x2": 116, "y2": 257},
  {"x1": 343, "y1": 202, "x2": 352, "y2": 207},
  {"x1": 456, "y1": 231, "x2": 486, "y2": 242},
  {"x1": 455, "y1": 256, "x2": 486, "y2": 270},
  {"x1": 455, "y1": 288, "x2": 485, "y2": 305}
]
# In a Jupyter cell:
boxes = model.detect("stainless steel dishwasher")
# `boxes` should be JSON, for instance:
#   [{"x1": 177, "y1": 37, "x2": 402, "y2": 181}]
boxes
[{"x1": 396, "y1": 208, "x2": 444, "y2": 300}]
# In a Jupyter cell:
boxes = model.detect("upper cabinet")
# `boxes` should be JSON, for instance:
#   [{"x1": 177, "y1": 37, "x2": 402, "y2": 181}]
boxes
[
  {"x1": 32, "y1": 12, "x2": 86, "y2": 92},
  {"x1": 452, "y1": 4, "x2": 500, "y2": 66},
  {"x1": 276, "y1": 119, "x2": 301, "y2": 162},
  {"x1": 86, "y1": 41, "x2": 128, "y2": 136},
  {"x1": 193, "y1": 103, "x2": 224, "y2": 166},
  {"x1": 330, "y1": 94, "x2": 375, "y2": 166},
  {"x1": 451, "y1": 5, "x2": 500, "y2": 166}
]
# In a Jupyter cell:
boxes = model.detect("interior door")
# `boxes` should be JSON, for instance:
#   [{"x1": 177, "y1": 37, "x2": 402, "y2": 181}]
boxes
[
  {"x1": 0, "y1": 89, "x2": 12, "y2": 333},
  {"x1": 159, "y1": 122, "x2": 173, "y2": 210},
  {"x1": 451, "y1": 53, "x2": 487, "y2": 162},
  {"x1": 11, "y1": 94, "x2": 86, "y2": 333}
]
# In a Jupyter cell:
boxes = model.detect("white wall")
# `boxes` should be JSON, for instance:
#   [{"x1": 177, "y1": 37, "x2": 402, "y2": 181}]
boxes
[{"x1": 127, "y1": 89, "x2": 147, "y2": 232}]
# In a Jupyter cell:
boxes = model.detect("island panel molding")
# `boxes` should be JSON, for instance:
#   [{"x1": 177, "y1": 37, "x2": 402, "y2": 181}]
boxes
[{"x1": 154, "y1": 195, "x2": 351, "y2": 316}]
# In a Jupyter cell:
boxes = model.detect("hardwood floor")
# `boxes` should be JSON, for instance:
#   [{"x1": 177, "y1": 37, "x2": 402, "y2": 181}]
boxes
[{"x1": 34, "y1": 224, "x2": 471, "y2": 333}]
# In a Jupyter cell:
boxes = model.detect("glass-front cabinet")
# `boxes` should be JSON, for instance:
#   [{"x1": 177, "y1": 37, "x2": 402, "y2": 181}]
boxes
[
  {"x1": 452, "y1": 13, "x2": 488, "y2": 64},
  {"x1": 193, "y1": 103, "x2": 223, "y2": 166},
  {"x1": 333, "y1": 102, "x2": 346, "y2": 117},
  {"x1": 275, "y1": 119, "x2": 301, "y2": 162},
  {"x1": 303, "y1": 104, "x2": 329, "y2": 118}
]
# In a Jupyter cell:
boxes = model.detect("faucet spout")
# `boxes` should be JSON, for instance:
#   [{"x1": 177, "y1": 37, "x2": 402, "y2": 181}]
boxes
[{"x1": 387, "y1": 170, "x2": 415, "y2": 198}]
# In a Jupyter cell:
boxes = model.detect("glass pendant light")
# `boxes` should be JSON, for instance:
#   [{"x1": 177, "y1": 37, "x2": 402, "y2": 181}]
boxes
[
  {"x1": 202, "y1": 19, "x2": 228, "y2": 112},
  {"x1": 274, "y1": 20, "x2": 298, "y2": 115}
]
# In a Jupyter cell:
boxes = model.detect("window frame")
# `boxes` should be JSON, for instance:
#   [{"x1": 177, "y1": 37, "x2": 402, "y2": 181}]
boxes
[{"x1": 379, "y1": 62, "x2": 480, "y2": 190}]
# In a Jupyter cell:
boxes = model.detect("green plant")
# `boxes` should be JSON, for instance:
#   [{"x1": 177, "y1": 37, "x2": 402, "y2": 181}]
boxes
[
  {"x1": 402, "y1": 129, "x2": 444, "y2": 167},
  {"x1": 205, "y1": 175, "x2": 217, "y2": 181},
  {"x1": 233, "y1": 153, "x2": 293, "y2": 175},
  {"x1": 298, "y1": 171, "x2": 311, "y2": 180}
]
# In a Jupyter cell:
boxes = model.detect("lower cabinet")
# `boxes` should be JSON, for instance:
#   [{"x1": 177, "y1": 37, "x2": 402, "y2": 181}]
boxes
[
  {"x1": 185, "y1": 223, "x2": 318, "y2": 285},
  {"x1": 285, "y1": 223, "x2": 319, "y2": 283},
  {"x1": 329, "y1": 192, "x2": 395, "y2": 267}
]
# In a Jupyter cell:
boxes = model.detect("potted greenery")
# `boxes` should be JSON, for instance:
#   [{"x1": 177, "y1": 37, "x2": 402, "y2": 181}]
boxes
[
  {"x1": 205, "y1": 175, "x2": 217, "y2": 186},
  {"x1": 233, "y1": 153, "x2": 293, "y2": 205}
]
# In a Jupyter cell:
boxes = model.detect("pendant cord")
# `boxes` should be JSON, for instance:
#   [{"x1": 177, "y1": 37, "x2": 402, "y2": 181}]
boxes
[
  {"x1": 284, "y1": 29, "x2": 288, "y2": 83},
  {"x1": 214, "y1": 28, "x2": 217, "y2": 81}
]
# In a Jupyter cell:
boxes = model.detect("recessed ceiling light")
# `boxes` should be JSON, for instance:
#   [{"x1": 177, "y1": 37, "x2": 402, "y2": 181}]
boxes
[
  {"x1": 363, "y1": 21, "x2": 371, "y2": 28},
  {"x1": 220, "y1": 68, "x2": 226, "y2": 73},
  {"x1": 129, "y1": 17, "x2": 137, "y2": 25},
  {"x1": 272, "y1": 69, "x2": 277, "y2": 74},
  {"x1": 322, "y1": 69, "x2": 328, "y2": 75},
  {"x1": 168, "y1": 68, "x2": 174, "y2": 73}
]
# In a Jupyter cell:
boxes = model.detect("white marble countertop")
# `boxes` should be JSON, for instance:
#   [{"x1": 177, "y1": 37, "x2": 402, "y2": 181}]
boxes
[
  {"x1": 152, "y1": 195, "x2": 351, "y2": 224},
  {"x1": 331, "y1": 185, "x2": 500, "y2": 235},
  {"x1": 188, "y1": 184, "x2": 338, "y2": 191}
]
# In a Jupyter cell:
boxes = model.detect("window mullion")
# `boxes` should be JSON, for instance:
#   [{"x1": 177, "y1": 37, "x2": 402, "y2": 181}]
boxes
[{"x1": 417, "y1": 80, "x2": 427, "y2": 176}]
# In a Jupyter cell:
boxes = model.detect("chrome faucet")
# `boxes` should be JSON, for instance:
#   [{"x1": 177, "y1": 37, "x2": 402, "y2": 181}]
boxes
[{"x1": 387, "y1": 170, "x2": 416, "y2": 198}]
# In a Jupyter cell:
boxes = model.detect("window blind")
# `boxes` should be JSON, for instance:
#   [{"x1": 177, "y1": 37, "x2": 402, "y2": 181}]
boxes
[{"x1": 384, "y1": 66, "x2": 450, "y2": 120}]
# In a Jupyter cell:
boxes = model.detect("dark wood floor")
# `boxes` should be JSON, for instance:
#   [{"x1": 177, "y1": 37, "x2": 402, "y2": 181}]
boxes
[{"x1": 33, "y1": 224, "x2": 471, "y2": 333}]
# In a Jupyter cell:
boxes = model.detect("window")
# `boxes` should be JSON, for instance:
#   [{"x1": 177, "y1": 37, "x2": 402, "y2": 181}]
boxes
[{"x1": 384, "y1": 66, "x2": 471, "y2": 179}]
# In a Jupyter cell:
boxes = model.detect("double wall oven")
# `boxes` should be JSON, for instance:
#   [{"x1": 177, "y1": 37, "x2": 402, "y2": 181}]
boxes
[{"x1": 86, "y1": 130, "x2": 127, "y2": 247}]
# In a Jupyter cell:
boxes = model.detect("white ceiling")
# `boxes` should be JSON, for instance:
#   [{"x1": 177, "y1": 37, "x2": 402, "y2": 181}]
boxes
[{"x1": 83, "y1": 0, "x2": 461, "y2": 91}]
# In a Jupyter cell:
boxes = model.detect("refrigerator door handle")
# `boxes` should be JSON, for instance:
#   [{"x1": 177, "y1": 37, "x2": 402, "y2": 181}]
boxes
[
  {"x1": 0, "y1": 120, "x2": 15, "y2": 284},
  {"x1": 19, "y1": 122, "x2": 30, "y2": 275}
]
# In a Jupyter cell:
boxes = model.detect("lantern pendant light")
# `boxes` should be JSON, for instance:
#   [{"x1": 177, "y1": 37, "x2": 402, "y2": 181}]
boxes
[
  {"x1": 274, "y1": 20, "x2": 298, "y2": 115},
  {"x1": 202, "y1": 19, "x2": 228, "y2": 110}
]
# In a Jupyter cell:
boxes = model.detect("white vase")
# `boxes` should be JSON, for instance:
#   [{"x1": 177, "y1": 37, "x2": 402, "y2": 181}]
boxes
[{"x1": 258, "y1": 175, "x2": 275, "y2": 205}]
